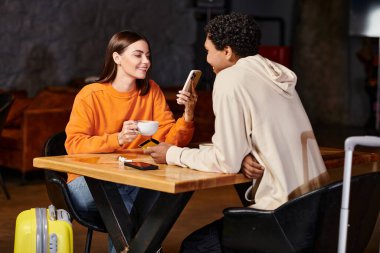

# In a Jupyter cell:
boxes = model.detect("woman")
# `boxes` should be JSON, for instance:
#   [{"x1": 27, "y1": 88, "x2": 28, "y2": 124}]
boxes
[{"x1": 65, "y1": 30, "x2": 197, "y2": 252}]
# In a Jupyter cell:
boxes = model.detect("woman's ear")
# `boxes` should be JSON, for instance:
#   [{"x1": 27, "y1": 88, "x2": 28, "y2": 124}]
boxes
[{"x1": 113, "y1": 52, "x2": 120, "y2": 64}]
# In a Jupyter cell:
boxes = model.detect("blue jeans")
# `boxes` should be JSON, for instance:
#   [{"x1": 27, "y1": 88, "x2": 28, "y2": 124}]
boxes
[{"x1": 68, "y1": 176, "x2": 139, "y2": 253}]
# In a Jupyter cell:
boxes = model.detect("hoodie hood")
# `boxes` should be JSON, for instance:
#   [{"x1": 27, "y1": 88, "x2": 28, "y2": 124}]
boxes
[{"x1": 240, "y1": 55, "x2": 297, "y2": 98}]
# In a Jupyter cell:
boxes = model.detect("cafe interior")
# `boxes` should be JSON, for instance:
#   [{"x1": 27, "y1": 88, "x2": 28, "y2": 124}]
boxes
[{"x1": 0, "y1": 0, "x2": 379, "y2": 252}]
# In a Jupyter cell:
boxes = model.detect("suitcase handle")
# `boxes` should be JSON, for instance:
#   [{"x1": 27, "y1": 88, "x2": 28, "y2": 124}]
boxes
[
  {"x1": 339, "y1": 135, "x2": 380, "y2": 253},
  {"x1": 345, "y1": 136, "x2": 380, "y2": 150},
  {"x1": 57, "y1": 209, "x2": 71, "y2": 223},
  {"x1": 48, "y1": 204, "x2": 71, "y2": 223},
  {"x1": 48, "y1": 205, "x2": 57, "y2": 221}
]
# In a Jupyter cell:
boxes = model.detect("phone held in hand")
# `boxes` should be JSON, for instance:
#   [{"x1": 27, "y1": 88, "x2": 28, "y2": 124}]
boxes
[
  {"x1": 182, "y1": 70, "x2": 202, "y2": 92},
  {"x1": 124, "y1": 161, "x2": 158, "y2": 170}
]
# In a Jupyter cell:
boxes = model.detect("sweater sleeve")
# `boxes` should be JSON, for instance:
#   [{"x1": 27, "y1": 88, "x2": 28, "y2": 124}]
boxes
[
  {"x1": 150, "y1": 84, "x2": 194, "y2": 147},
  {"x1": 166, "y1": 72, "x2": 251, "y2": 173},
  {"x1": 65, "y1": 93, "x2": 120, "y2": 154}
]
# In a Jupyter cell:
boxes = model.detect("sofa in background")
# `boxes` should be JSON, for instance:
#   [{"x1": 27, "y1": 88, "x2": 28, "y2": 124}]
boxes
[
  {"x1": 0, "y1": 87, "x2": 77, "y2": 178},
  {"x1": 0, "y1": 84, "x2": 213, "y2": 178}
]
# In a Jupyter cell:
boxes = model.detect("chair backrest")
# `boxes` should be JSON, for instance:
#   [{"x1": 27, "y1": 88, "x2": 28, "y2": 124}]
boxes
[
  {"x1": 223, "y1": 183, "x2": 326, "y2": 252},
  {"x1": 43, "y1": 132, "x2": 70, "y2": 211},
  {"x1": 222, "y1": 172, "x2": 380, "y2": 253},
  {"x1": 314, "y1": 172, "x2": 380, "y2": 253},
  {"x1": 44, "y1": 131, "x2": 67, "y2": 157},
  {"x1": 43, "y1": 131, "x2": 105, "y2": 231},
  {"x1": 0, "y1": 92, "x2": 14, "y2": 131}
]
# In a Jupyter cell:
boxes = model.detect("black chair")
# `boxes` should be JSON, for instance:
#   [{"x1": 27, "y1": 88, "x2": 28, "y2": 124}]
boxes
[
  {"x1": 0, "y1": 92, "x2": 14, "y2": 200},
  {"x1": 222, "y1": 172, "x2": 380, "y2": 253},
  {"x1": 43, "y1": 131, "x2": 107, "y2": 253}
]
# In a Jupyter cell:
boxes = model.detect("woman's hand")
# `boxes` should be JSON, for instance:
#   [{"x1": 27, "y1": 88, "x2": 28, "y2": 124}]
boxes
[
  {"x1": 241, "y1": 154, "x2": 265, "y2": 179},
  {"x1": 118, "y1": 120, "x2": 139, "y2": 145},
  {"x1": 177, "y1": 84, "x2": 198, "y2": 122}
]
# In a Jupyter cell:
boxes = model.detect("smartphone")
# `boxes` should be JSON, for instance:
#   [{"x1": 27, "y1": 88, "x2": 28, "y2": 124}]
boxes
[
  {"x1": 124, "y1": 161, "x2": 158, "y2": 170},
  {"x1": 182, "y1": 70, "x2": 202, "y2": 92}
]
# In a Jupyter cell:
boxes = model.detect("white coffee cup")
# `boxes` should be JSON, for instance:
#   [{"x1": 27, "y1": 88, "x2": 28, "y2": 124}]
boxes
[
  {"x1": 199, "y1": 142, "x2": 213, "y2": 150},
  {"x1": 137, "y1": 120, "x2": 159, "y2": 136}
]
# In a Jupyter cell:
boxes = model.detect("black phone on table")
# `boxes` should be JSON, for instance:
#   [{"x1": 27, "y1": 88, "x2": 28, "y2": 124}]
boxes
[{"x1": 124, "y1": 161, "x2": 158, "y2": 170}]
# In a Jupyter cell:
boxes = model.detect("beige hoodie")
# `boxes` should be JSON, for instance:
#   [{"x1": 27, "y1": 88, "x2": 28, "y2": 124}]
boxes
[{"x1": 166, "y1": 55, "x2": 327, "y2": 210}]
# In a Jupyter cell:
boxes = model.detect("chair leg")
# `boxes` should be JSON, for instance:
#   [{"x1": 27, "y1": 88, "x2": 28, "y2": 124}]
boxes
[
  {"x1": 0, "y1": 172, "x2": 10, "y2": 200},
  {"x1": 85, "y1": 228, "x2": 93, "y2": 253}
]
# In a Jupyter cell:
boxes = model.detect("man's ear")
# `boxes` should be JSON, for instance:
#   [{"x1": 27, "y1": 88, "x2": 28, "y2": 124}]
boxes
[
  {"x1": 113, "y1": 52, "x2": 121, "y2": 64},
  {"x1": 224, "y1": 46, "x2": 237, "y2": 62}
]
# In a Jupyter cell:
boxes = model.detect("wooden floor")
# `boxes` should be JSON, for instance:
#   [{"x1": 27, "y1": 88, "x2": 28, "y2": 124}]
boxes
[
  {"x1": 0, "y1": 170, "x2": 244, "y2": 253},
  {"x1": 1, "y1": 168, "x2": 379, "y2": 253},
  {"x1": 0, "y1": 124, "x2": 379, "y2": 252}
]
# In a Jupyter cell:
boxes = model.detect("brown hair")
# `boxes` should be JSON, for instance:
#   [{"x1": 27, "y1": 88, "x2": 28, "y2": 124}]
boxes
[{"x1": 97, "y1": 30, "x2": 151, "y2": 95}]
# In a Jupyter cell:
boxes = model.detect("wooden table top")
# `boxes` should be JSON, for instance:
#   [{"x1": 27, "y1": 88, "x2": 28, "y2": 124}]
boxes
[
  {"x1": 33, "y1": 147, "x2": 379, "y2": 194},
  {"x1": 320, "y1": 147, "x2": 378, "y2": 169},
  {"x1": 33, "y1": 150, "x2": 250, "y2": 193}
]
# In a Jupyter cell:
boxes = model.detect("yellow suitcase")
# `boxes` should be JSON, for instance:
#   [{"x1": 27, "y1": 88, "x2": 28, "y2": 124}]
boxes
[{"x1": 14, "y1": 205, "x2": 73, "y2": 253}]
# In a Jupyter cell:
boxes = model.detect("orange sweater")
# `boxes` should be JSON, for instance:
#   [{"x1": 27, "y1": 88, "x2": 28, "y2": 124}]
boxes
[{"x1": 65, "y1": 80, "x2": 194, "y2": 183}]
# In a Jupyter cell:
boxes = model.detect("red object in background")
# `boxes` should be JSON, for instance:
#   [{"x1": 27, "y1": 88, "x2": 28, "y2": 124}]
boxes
[{"x1": 259, "y1": 46, "x2": 291, "y2": 67}]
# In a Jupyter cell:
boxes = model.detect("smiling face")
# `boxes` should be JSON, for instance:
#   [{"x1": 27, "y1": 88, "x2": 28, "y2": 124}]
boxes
[
  {"x1": 204, "y1": 36, "x2": 236, "y2": 74},
  {"x1": 113, "y1": 39, "x2": 151, "y2": 80}
]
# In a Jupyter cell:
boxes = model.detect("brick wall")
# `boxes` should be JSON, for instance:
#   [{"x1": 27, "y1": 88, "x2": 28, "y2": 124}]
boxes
[{"x1": 0, "y1": 0, "x2": 197, "y2": 96}]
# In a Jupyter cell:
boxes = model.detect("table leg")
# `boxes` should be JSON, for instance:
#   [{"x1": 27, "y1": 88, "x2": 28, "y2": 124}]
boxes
[
  {"x1": 86, "y1": 177, "x2": 193, "y2": 253},
  {"x1": 85, "y1": 177, "x2": 135, "y2": 253},
  {"x1": 129, "y1": 191, "x2": 193, "y2": 253}
]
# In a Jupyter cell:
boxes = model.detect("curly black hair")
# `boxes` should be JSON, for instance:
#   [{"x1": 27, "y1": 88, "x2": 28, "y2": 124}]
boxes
[{"x1": 204, "y1": 13, "x2": 261, "y2": 57}]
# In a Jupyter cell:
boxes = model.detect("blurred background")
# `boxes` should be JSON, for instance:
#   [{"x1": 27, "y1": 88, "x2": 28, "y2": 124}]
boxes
[
  {"x1": 0, "y1": 0, "x2": 378, "y2": 128},
  {"x1": 0, "y1": 0, "x2": 379, "y2": 252}
]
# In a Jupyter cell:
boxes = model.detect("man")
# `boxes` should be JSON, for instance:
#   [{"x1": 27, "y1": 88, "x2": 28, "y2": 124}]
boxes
[{"x1": 145, "y1": 13, "x2": 327, "y2": 252}]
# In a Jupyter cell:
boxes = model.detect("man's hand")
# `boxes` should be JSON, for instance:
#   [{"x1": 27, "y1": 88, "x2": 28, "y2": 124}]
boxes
[
  {"x1": 241, "y1": 154, "x2": 264, "y2": 179},
  {"x1": 143, "y1": 142, "x2": 173, "y2": 164}
]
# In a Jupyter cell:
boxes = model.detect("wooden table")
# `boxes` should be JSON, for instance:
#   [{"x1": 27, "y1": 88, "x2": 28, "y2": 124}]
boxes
[
  {"x1": 34, "y1": 151, "x2": 250, "y2": 253},
  {"x1": 33, "y1": 152, "x2": 250, "y2": 194},
  {"x1": 320, "y1": 147, "x2": 378, "y2": 170},
  {"x1": 33, "y1": 147, "x2": 378, "y2": 253}
]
